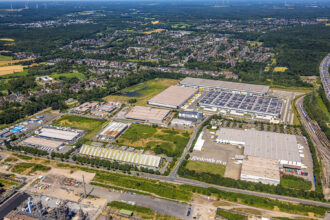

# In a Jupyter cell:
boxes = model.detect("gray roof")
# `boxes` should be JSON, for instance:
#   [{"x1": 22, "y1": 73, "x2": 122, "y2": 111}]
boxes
[
  {"x1": 180, "y1": 77, "x2": 269, "y2": 94},
  {"x1": 217, "y1": 128, "x2": 301, "y2": 164}
]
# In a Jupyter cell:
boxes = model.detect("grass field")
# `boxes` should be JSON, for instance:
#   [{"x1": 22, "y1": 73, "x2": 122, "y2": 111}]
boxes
[
  {"x1": 0, "y1": 178, "x2": 20, "y2": 189},
  {"x1": 11, "y1": 162, "x2": 50, "y2": 174},
  {"x1": 52, "y1": 115, "x2": 107, "y2": 140},
  {"x1": 117, "y1": 124, "x2": 192, "y2": 157},
  {"x1": 274, "y1": 67, "x2": 288, "y2": 72},
  {"x1": 247, "y1": 41, "x2": 263, "y2": 47},
  {"x1": 316, "y1": 94, "x2": 330, "y2": 119},
  {"x1": 103, "y1": 78, "x2": 179, "y2": 105},
  {"x1": 0, "y1": 65, "x2": 24, "y2": 76},
  {"x1": 185, "y1": 161, "x2": 226, "y2": 176},
  {"x1": 216, "y1": 209, "x2": 246, "y2": 220},
  {"x1": 280, "y1": 174, "x2": 312, "y2": 190},
  {"x1": 51, "y1": 72, "x2": 86, "y2": 80},
  {"x1": 0, "y1": 55, "x2": 12, "y2": 61}
]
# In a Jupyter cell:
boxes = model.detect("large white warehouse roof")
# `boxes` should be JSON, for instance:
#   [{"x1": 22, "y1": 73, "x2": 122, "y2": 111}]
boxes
[
  {"x1": 216, "y1": 128, "x2": 301, "y2": 165},
  {"x1": 39, "y1": 128, "x2": 80, "y2": 141}
]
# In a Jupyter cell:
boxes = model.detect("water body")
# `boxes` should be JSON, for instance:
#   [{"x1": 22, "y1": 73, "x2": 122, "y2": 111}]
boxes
[{"x1": 123, "y1": 87, "x2": 148, "y2": 97}]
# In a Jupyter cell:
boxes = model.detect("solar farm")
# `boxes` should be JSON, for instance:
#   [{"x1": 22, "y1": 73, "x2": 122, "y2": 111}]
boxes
[
  {"x1": 198, "y1": 91, "x2": 283, "y2": 118},
  {"x1": 79, "y1": 145, "x2": 162, "y2": 167}
]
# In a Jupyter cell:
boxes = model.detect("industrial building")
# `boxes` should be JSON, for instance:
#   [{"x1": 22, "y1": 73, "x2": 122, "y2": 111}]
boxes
[
  {"x1": 79, "y1": 145, "x2": 161, "y2": 167},
  {"x1": 148, "y1": 85, "x2": 197, "y2": 109},
  {"x1": 98, "y1": 122, "x2": 128, "y2": 140},
  {"x1": 216, "y1": 128, "x2": 302, "y2": 167},
  {"x1": 22, "y1": 137, "x2": 64, "y2": 151},
  {"x1": 125, "y1": 106, "x2": 170, "y2": 123},
  {"x1": 180, "y1": 77, "x2": 270, "y2": 95},
  {"x1": 199, "y1": 91, "x2": 283, "y2": 119},
  {"x1": 240, "y1": 156, "x2": 280, "y2": 185},
  {"x1": 179, "y1": 111, "x2": 203, "y2": 121},
  {"x1": 171, "y1": 118, "x2": 193, "y2": 127},
  {"x1": 38, "y1": 128, "x2": 81, "y2": 142},
  {"x1": 193, "y1": 132, "x2": 205, "y2": 151}
]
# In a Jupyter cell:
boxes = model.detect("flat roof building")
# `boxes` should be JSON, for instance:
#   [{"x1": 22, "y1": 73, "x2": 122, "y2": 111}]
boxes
[
  {"x1": 216, "y1": 128, "x2": 302, "y2": 167},
  {"x1": 179, "y1": 111, "x2": 203, "y2": 121},
  {"x1": 180, "y1": 77, "x2": 269, "y2": 95},
  {"x1": 240, "y1": 156, "x2": 280, "y2": 185},
  {"x1": 79, "y1": 145, "x2": 161, "y2": 167},
  {"x1": 22, "y1": 136, "x2": 64, "y2": 151},
  {"x1": 98, "y1": 122, "x2": 128, "y2": 140},
  {"x1": 148, "y1": 85, "x2": 197, "y2": 109},
  {"x1": 39, "y1": 128, "x2": 80, "y2": 141},
  {"x1": 125, "y1": 106, "x2": 170, "y2": 123}
]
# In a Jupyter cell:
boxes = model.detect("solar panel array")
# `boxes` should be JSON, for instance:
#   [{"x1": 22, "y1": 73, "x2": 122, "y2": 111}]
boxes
[
  {"x1": 199, "y1": 91, "x2": 283, "y2": 117},
  {"x1": 79, "y1": 145, "x2": 161, "y2": 167}
]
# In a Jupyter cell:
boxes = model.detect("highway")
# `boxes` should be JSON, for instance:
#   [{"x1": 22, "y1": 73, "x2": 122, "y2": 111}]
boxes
[{"x1": 320, "y1": 54, "x2": 330, "y2": 100}]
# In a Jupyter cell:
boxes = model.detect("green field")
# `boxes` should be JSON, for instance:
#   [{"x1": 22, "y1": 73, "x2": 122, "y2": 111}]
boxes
[
  {"x1": 117, "y1": 124, "x2": 192, "y2": 157},
  {"x1": 0, "y1": 55, "x2": 12, "y2": 61},
  {"x1": 103, "y1": 78, "x2": 179, "y2": 105},
  {"x1": 216, "y1": 209, "x2": 246, "y2": 220},
  {"x1": 280, "y1": 175, "x2": 312, "y2": 190},
  {"x1": 107, "y1": 201, "x2": 179, "y2": 219},
  {"x1": 11, "y1": 163, "x2": 50, "y2": 174},
  {"x1": 185, "y1": 161, "x2": 226, "y2": 176},
  {"x1": 51, "y1": 72, "x2": 86, "y2": 80},
  {"x1": 52, "y1": 115, "x2": 107, "y2": 140},
  {"x1": 0, "y1": 178, "x2": 20, "y2": 189},
  {"x1": 93, "y1": 170, "x2": 191, "y2": 201}
]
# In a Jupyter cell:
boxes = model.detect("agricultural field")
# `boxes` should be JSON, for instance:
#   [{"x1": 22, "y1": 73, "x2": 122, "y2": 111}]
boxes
[
  {"x1": 51, "y1": 72, "x2": 86, "y2": 80},
  {"x1": 144, "y1": 29, "x2": 166, "y2": 34},
  {"x1": 0, "y1": 65, "x2": 24, "y2": 76},
  {"x1": 151, "y1": 20, "x2": 159, "y2": 25},
  {"x1": 273, "y1": 67, "x2": 288, "y2": 72},
  {"x1": 247, "y1": 41, "x2": 263, "y2": 47},
  {"x1": 52, "y1": 115, "x2": 107, "y2": 140},
  {"x1": 117, "y1": 124, "x2": 192, "y2": 157},
  {"x1": 0, "y1": 68, "x2": 28, "y2": 78},
  {"x1": 185, "y1": 161, "x2": 225, "y2": 176},
  {"x1": 0, "y1": 58, "x2": 32, "y2": 66},
  {"x1": 280, "y1": 174, "x2": 312, "y2": 190},
  {"x1": 104, "y1": 78, "x2": 179, "y2": 106},
  {"x1": 11, "y1": 163, "x2": 51, "y2": 174},
  {"x1": 0, "y1": 38, "x2": 15, "y2": 42}
]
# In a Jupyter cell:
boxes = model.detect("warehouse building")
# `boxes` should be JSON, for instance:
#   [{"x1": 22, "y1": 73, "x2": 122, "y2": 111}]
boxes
[
  {"x1": 179, "y1": 111, "x2": 203, "y2": 121},
  {"x1": 38, "y1": 128, "x2": 81, "y2": 142},
  {"x1": 125, "y1": 106, "x2": 170, "y2": 123},
  {"x1": 79, "y1": 145, "x2": 161, "y2": 167},
  {"x1": 22, "y1": 136, "x2": 64, "y2": 151},
  {"x1": 180, "y1": 77, "x2": 270, "y2": 95},
  {"x1": 198, "y1": 91, "x2": 283, "y2": 119},
  {"x1": 240, "y1": 156, "x2": 280, "y2": 185},
  {"x1": 216, "y1": 128, "x2": 302, "y2": 167},
  {"x1": 148, "y1": 85, "x2": 197, "y2": 109},
  {"x1": 171, "y1": 118, "x2": 193, "y2": 127},
  {"x1": 98, "y1": 122, "x2": 129, "y2": 140}
]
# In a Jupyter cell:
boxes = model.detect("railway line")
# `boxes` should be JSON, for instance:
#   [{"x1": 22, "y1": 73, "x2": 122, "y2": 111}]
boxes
[
  {"x1": 296, "y1": 96, "x2": 330, "y2": 196},
  {"x1": 320, "y1": 54, "x2": 330, "y2": 100}
]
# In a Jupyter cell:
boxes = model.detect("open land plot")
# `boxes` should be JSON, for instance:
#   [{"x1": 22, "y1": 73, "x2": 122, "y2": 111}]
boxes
[
  {"x1": 0, "y1": 58, "x2": 32, "y2": 66},
  {"x1": 0, "y1": 38, "x2": 14, "y2": 42},
  {"x1": 0, "y1": 178, "x2": 20, "y2": 189},
  {"x1": 0, "y1": 65, "x2": 24, "y2": 76},
  {"x1": 144, "y1": 29, "x2": 166, "y2": 34},
  {"x1": 51, "y1": 72, "x2": 86, "y2": 80},
  {"x1": 103, "y1": 78, "x2": 179, "y2": 106},
  {"x1": 11, "y1": 162, "x2": 51, "y2": 175},
  {"x1": 186, "y1": 161, "x2": 225, "y2": 176},
  {"x1": 52, "y1": 115, "x2": 107, "y2": 140},
  {"x1": 0, "y1": 68, "x2": 28, "y2": 78},
  {"x1": 0, "y1": 55, "x2": 12, "y2": 61},
  {"x1": 116, "y1": 124, "x2": 192, "y2": 157},
  {"x1": 273, "y1": 67, "x2": 288, "y2": 72}
]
